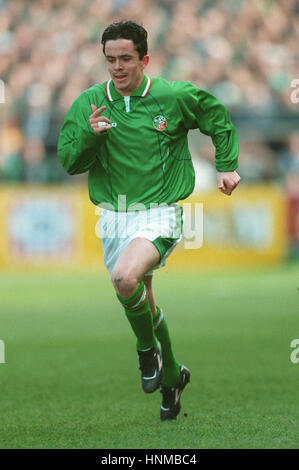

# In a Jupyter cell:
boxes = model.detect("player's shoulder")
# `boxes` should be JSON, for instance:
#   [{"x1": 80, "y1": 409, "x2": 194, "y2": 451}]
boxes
[
  {"x1": 150, "y1": 77, "x2": 198, "y2": 98},
  {"x1": 150, "y1": 77, "x2": 178, "y2": 95},
  {"x1": 66, "y1": 82, "x2": 107, "y2": 114},
  {"x1": 80, "y1": 82, "x2": 107, "y2": 103},
  {"x1": 150, "y1": 77, "x2": 172, "y2": 90},
  {"x1": 170, "y1": 80, "x2": 199, "y2": 97}
]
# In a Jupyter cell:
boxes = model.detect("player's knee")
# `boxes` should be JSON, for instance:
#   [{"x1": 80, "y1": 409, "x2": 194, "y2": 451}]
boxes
[{"x1": 111, "y1": 269, "x2": 138, "y2": 298}]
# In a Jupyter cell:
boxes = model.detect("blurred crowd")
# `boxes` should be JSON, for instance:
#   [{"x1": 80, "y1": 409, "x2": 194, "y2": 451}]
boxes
[{"x1": 0, "y1": 0, "x2": 298, "y2": 189}]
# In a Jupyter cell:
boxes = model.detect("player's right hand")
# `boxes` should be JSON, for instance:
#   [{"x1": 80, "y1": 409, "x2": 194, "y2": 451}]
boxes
[{"x1": 89, "y1": 104, "x2": 112, "y2": 134}]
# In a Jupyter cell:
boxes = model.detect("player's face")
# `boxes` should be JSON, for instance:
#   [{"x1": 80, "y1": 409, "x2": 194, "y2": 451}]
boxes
[{"x1": 104, "y1": 39, "x2": 149, "y2": 96}]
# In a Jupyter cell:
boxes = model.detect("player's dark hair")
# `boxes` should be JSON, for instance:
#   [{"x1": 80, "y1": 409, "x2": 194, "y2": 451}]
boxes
[{"x1": 101, "y1": 20, "x2": 148, "y2": 59}]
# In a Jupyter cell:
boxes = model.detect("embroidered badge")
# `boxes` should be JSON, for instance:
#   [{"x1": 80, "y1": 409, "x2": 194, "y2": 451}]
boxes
[{"x1": 153, "y1": 115, "x2": 167, "y2": 131}]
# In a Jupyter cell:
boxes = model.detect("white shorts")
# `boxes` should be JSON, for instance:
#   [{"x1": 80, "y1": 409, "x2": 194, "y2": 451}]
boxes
[{"x1": 99, "y1": 204, "x2": 183, "y2": 276}]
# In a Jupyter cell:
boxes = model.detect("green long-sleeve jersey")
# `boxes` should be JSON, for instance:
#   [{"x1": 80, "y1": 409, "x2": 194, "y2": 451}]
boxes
[{"x1": 58, "y1": 75, "x2": 239, "y2": 210}]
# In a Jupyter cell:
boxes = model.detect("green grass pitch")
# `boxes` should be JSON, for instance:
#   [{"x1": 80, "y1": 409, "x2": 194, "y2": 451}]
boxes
[{"x1": 0, "y1": 263, "x2": 298, "y2": 449}]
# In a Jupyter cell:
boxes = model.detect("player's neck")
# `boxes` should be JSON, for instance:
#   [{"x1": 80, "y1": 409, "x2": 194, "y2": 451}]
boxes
[{"x1": 114, "y1": 73, "x2": 145, "y2": 97}]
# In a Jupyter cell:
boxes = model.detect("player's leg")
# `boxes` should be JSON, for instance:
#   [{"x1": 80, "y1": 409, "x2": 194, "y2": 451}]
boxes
[
  {"x1": 142, "y1": 275, "x2": 156, "y2": 316},
  {"x1": 143, "y1": 275, "x2": 181, "y2": 389},
  {"x1": 112, "y1": 237, "x2": 162, "y2": 393},
  {"x1": 112, "y1": 237, "x2": 159, "y2": 298},
  {"x1": 145, "y1": 276, "x2": 191, "y2": 422},
  {"x1": 143, "y1": 274, "x2": 191, "y2": 421},
  {"x1": 112, "y1": 237, "x2": 159, "y2": 352}
]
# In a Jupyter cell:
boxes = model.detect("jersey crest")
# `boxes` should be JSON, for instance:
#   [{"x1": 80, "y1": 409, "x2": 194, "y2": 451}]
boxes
[{"x1": 153, "y1": 115, "x2": 167, "y2": 131}]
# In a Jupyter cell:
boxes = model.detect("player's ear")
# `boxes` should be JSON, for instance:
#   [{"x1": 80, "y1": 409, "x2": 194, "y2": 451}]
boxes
[{"x1": 142, "y1": 55, "x2": 150, "y2": 69}]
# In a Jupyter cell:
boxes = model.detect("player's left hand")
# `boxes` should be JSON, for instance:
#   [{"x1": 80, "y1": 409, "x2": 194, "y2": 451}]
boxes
[{"x1": 217, "y1": 170, "x2": 241, "y2": 196}]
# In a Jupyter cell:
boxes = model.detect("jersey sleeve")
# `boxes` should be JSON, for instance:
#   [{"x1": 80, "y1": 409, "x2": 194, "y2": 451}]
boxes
[
  {"x1": 171, "y1": 81, "x2": 239, "y2": 172},
  {"x1": 57, "y1": 92, "x2": 105, "y2": 175}
]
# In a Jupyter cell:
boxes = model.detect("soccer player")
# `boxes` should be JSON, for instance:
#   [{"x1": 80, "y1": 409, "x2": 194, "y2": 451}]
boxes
[{"x1": 58, "y1": 20, "x2": 240, "y2": 421}]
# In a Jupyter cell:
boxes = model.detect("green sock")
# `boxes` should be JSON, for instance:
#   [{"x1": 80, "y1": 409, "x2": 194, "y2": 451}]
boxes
[
  {"x1": 153, "y1": 306, "x2": 180, "y2": 387},
  {"x1": 117, "y1": 282, "x2": 157, "y2": 351}
]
